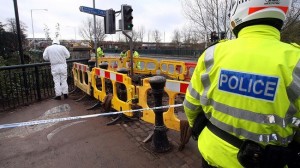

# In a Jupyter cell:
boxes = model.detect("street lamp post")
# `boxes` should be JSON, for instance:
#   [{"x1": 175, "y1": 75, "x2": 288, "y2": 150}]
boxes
[
  {"x1": 31, "y1": 9, "x2": 47, "y2": 49},
  {"x1": 66, "y1": 26, "x2": 77, "y2": 40},
  {"x1": 93, "y1": 0, "x2": 98, "y2": 67},
  {"x1": 74, "y1": 27, "x2": 77, "y2": 40}
]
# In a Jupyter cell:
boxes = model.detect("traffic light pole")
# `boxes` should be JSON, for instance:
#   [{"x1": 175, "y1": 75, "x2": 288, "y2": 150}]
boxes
[
  {"x1": 122, "y1": 31, "x2": 133, "y2": 76},
  {"x1": 93, "y1": 0, "x2": 98, "y2": 68}
]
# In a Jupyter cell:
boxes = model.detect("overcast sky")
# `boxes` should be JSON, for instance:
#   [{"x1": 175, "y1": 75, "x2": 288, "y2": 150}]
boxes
[{"x1": 0, "y1": 0, "x2": 188, "y2": 42}]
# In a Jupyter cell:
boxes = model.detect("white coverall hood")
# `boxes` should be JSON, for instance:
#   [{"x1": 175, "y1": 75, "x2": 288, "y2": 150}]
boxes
[{"x1": 52, "y1": 39, "x2": 60, "y2": 45}]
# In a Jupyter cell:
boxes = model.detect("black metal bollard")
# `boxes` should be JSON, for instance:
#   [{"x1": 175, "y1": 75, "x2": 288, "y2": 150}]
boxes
[
  {"x1": 149, "y1": 76, "x2": 171, "y2": 153},
  {"x1": 117, "y1": 68, "x2": 129, "y2": 75},
  {"x1": 99, "y1": 62, "x2": 113, "y2": 94},
  {"x1": 87, "y1": 60, "x2": 96, "y2": 71},
  {"x1": 99, "y1": 62, "x2": 108, "y2": 70}
]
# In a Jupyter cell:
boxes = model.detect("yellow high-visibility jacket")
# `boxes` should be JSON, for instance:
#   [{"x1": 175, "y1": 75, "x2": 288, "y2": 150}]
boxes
[
  {"x1": 120, "y1": 51, "x2": 126, "y2": 58},
  {"x1": 97, "y1": 47, "x2": 104, "y2": 57},
  {"x1": 126, "y1": 50, "x2": 141, "y2": 69},
  {"x1": 184, "y1": 25, "x2": 300, "y2": 168},
  {"x1": 133, "y1": 51, "x2": 141, "y2": 69},
  {"x1": 125, "y1": 50, "x2": 140, "y2": 59}
]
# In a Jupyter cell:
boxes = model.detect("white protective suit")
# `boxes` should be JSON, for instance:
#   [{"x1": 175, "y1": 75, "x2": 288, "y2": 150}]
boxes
[{"x1": 43, "y1": 40, "x2": 70, "y2": 97}]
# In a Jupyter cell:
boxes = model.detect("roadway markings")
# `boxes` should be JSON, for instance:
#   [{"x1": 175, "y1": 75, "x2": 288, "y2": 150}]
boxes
[
  {"x1": 47, "y1": 120, "x2": 86, "y2": 141},
  {"x1": 0, "y1": 104, "x2": 71, "y2": 140}
]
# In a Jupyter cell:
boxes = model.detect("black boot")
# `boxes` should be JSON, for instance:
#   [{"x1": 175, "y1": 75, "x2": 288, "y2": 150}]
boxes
[
  {"x1": 53, "y1": 96, "x2": 61, "y2": 100},
  {"x1": 64, "y1": 94, "x2": 68, "y2": 99}
]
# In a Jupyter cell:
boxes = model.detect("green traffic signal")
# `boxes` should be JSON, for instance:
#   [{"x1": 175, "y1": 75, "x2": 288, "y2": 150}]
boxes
[
  {"x1": 128, "y1": 24, "x2": 133, "y2": 29},
  {"x1": 122, "y1": 5, "x2": 133, "y2": 31}
]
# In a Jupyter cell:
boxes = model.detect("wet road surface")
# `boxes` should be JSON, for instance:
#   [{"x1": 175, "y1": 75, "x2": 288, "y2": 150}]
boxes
[{"x1": 0, "y1": 94, "x2": 202, "y2": 168}]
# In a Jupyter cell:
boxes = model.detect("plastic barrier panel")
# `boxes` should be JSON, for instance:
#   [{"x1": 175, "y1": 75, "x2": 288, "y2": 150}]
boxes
[
  {"x1": 122, "y1": 57, "x2": 160, "y2": 75},
  {"x1": 139, "y1": 78, "x2": 189, "y2": 131},
  {"x1": 73, "y1": 63, "x2": 91, "y2": 95},
  {"x1": 73, "y1": 59, "x2": 191, "y2": 132},
  {"x1": 97, "y1": 57, "x2": 125, "y2": 71},
  {"x1": 137, "y1": 78, "x2": 157, "y2": 128},
  {"x1": 184, "y1": 62, "x2": 196, "y2": 81},
  {"x1": 91, "y1": 67, "x2": 135, "y2": 117},
  {"x1": 72, "y1": 63, "x2": 79, "y2": 86},
  {"x1": 164, "y1": 80, "x2": 189, "y2": 131},
  {"x1": 160, "y1": 60, "x2": 187, "y2": 81},
  {"x1": 96, "y1": 56, "x2": 195, "y2": 82}
]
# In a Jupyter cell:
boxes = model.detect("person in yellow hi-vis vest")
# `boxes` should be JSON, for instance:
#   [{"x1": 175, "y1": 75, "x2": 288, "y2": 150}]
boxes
[
  {"x1": 133, "y1": 49, "x2": 141, "y2": 69},
  {"x1": 119, "y1": 49, "x2": 127, "y2": 63},
  {"x1": 126, "y1": 49, "x2": 141, "y2": 69},
  {"x1": 120, "y1": 49, "x2": 126, "y2": 58},
  {"x1": 184, "y1": 1, "x2": 300, "y2": 168},
  {"x1": 97, "y1": 45, "x2": 104, "y2": 58}
]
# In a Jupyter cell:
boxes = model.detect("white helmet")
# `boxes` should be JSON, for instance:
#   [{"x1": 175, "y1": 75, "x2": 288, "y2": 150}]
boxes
[
  {"x1": 52, "y1": 39, "x2": 60, "y2": 45},
  {"x1": 230, "y1": 0, "x2": 292, "y2": 35}
]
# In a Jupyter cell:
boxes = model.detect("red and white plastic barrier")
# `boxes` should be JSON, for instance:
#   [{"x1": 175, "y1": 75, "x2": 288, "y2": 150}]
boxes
[
  {"x1": 95, "y1": 69, "x2": 124, "y2": 83},
  {"x1": 165, "y1": 80, "x2": 189, "y2": 94}
]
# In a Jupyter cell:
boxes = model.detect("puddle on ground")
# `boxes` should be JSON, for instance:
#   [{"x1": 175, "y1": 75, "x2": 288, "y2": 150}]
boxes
[{"x1": 0, "y1": 104, "x2": 71, "y2": 140}]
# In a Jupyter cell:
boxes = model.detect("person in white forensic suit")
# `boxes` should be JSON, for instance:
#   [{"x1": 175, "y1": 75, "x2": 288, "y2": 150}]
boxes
[{"x1": 43, "y1": 39, "x2": 70, "y2": 100}]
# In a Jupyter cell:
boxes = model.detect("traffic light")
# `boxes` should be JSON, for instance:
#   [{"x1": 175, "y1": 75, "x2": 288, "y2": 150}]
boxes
[
  {"x1": 104, "y1": 9, "x2": 116, "y2": 34},
  {"x1": 210, "y1": 31, "x2": 219, "y2": 42},
  {"x1": 121, "y1": 5, "x2": 133, "y2": 31},
  {"x1": 210, "y1": 32, "x2": 214, "y2": 42},
  {"x1": 220, "y1": 31, "x2": 226, "y2": 39}
]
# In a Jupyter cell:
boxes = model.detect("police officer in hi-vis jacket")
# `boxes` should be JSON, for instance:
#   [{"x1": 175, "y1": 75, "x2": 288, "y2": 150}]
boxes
[{"x1": 184, "y1": 0, "x2": 300, "y2": 167}]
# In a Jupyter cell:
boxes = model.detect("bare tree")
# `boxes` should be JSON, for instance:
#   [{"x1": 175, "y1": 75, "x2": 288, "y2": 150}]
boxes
[
  {"x1": 5, "y1": 18, "x2": 27, "y2": 50},
  {"x1": 131, "y1": 29, "x2": 139, "y2": 43},
  {"x1": 137, "y1": 26, "x2": 145, "y2": 42},
  {"x1": 181, "y1": 26, "x2": 192, "y2": 44},
  {"x1": 190, "y1": 32, "x2": 201, "y2": 44},
  {"x1": 181, "y1": 0, "x2": 232, "y2": 41},
  {"x1": 281, "y1": 0, "x2": 300, "y2": 43},
  {"x1": 117, "y1": 33, "x2": 126, "y2": 42},
  {"x1": 283, "y1": 0, "x2": 300, "y2": 31},
  {"x1": 182, "y1": 0, "x2": 299, "y2": 42},
  {"x1": 55, "y1": 23, "x2": 60, "y2": 39},
  {"x1": 172, "y1": 29, "x2": 181, "y2": 46},
  {"x1": 181, "y1": 25, "x2": 203, "y2": 49},
  {"x1": 6, "y1": 18, "x2": 27, "y2": 35},
  {"x1": 79, "y1": 17, "x2": 106, "y2": 43},
  {"x1": 6, "y1": 18, "x2": 17, "y2": 34},
  {"x1": 120, "y1": 30, "x2": 137, "y2": 44},
  {"x1": 152, "y1": 29, "x2": 161, "y2": 43},
  {"x1": 147, "y1": 29, "x2": 152, "y2": 42},
  {"x1": 43, "y1": 24, "x2": 50, "y2": 40}
]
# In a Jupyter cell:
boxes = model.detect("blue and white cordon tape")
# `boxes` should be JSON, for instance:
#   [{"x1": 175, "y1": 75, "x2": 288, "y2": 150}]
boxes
[{"x1": 0, "y1": 104, "x2": 183, "y2": 129}]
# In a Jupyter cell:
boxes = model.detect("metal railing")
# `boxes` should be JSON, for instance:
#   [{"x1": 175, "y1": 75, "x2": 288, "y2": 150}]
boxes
[
  {"x1": 105, "y1": 49, "x2": 203, "y2": 57},
  {"x1": 0, "y1": 59, "x2": 88, "y2": 112}
]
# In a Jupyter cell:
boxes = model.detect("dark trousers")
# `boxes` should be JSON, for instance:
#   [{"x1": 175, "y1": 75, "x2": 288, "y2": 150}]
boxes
[{"x1": 202, "y1": 158, "x2": 217, "y2": 168}]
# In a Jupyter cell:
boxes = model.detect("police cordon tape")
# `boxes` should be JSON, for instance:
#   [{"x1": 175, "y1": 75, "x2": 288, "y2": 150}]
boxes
[{"x1": 0, "y1": 104, "x2": 183, "y2": 129}]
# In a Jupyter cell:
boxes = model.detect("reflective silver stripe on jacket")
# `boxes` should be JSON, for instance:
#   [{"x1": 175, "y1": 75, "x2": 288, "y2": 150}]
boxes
[
  {"x1": 183, "y1": 98, "x2": 200, "y2": 111},
  {"x1": 287, "y1": 59, "x2": 300, "y2": 102},
  {"x1": 187, "y1": 94, "x2": 296, "y2": 144},
  {"x1": 188, "y1": 89, "x2": 297, "y2": 128},
  {"x1": 200, "y1": 45, "x2": 215, "y2": 106},
  {"x1": 209, "y1": 117, "x2": 293, "y2": 145},
  {"x1": 186, "y1": 45, "x2": 299, "y2": 145},
  {"x1": 286, "y1": 60, "x2": 300, "y2": 127},
  {"x1": 187, "y1": 83, "x2": 200, "y2": 100},
  {"x1": 292, "y1": 117, "x2": 300, "y2": 127}
]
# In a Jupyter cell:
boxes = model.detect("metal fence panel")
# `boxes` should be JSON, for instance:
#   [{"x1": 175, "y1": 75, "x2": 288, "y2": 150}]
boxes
[{"x1": 0, "y1": 59, "x2": 88, "y2": 112}]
